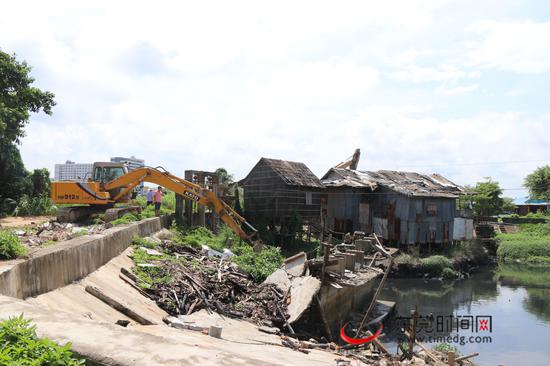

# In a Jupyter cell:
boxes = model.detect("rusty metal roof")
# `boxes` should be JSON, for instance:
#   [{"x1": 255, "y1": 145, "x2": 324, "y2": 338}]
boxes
[
  {"x1": 241, "y1": 157, "x2": 324, "y2": 188},
  {"x1": 321, "y1": 168, "x2": 464, "y2": 197}
]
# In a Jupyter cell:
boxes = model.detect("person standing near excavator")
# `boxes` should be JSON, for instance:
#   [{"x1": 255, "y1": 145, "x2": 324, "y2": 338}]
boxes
[{"x1": 153, "y1": 186, "x2": 163, "y2": 216}]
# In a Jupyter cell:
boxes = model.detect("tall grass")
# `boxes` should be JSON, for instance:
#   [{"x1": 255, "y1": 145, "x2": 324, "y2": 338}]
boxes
[{"x1": 497, "y1": 223, "x2": 550, "y2": 262}]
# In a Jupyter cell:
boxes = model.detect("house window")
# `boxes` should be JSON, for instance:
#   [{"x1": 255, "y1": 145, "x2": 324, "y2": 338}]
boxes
[
  {"x1": 305, "y1": 192, "x2": 313, "y2": 205},
  {"x1": 426, "y1": 203, "x2": 438, "y2": 216}
]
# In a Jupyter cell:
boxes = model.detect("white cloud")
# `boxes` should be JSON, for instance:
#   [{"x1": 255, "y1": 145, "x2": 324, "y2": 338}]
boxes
[
  {"x1": 392, "y1": 64, "x2": 479, "y2": 82},
  {"x1": 0, "y1": 0, "x2": 546, "y2": 198},
  {"x1": 467, "y1": 20, "x2": 550, "y2": 74},
  {"x1": 436, "y1": 84, "x2": 479, "y2": 96}
]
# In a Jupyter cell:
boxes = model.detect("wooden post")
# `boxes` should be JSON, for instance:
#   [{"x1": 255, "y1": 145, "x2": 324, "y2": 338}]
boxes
[
  {"x1": 355, "y1": 256, "x2": 394, "y2": 337},
  {"x1": 448, "y1": 351, "x2": 455, "y2": 366},
  {"x1": 408, "y1": 309, "x2": 418, "y2": 359},
  {"x1": 321, "y1": 241, "x2": 332, "y2": 282},
  {"x1": 175, "y1": 193, "x2": 184, "y2": 226}
]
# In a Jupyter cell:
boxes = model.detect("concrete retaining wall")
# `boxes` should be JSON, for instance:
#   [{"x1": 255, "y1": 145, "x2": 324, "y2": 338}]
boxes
[
  {"x1": 318, "y1": 276, "x2": 379, "y2": 335},
  {"x1": 0, "y1": 216, "x2": 171, "y2": 299}
]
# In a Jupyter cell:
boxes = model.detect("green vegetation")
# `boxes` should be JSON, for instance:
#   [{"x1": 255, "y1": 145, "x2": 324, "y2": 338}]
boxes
[
  {"x1": 419, "y1": 255, "x2": 454, "y2": 277},
  {"x1": 110, "y1": 212, "x2": 141, "y2": 226},
  {"x1": 0, "y1": 51, "x2": 56, "y2": 217},
  {"x1": 130, "y1": 225, "x2": 284, "y2": 284},
  {"x1": 433, "y1": 342, "x2": 460, "y2": 355},
  {"x1": 0, "y1": 231, "x2": 27, "y2": 259},
  {"x1": 13, "y1": 194, "x2": 56, "y2": 216},
  {"x1": 495, "y1": 263, "x2": 550, "y2": 288},
  {"x1": 524, "y1": 165, "x2": 550, "y2": 201},
  {"x1": 0, "y1": 314, "x2": 84, "y2": 365},
  {"x1": 134, "y1": 192, "x2": 173, "y2": 218},
  {"x1": 232, "y1": 245, "x2": 283, "y2": 282},
  {"x1": 460, "y1": 178, "x2": 515, "y2": 216},
  {"x1": 497, "y1": 223, "x2": 550, "y2": 263}
]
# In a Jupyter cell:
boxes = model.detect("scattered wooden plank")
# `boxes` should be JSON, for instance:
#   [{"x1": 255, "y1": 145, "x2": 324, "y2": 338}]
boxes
[
  {"x1": 455, "y1": 352, "x2": 479, "y2": 362},
  {"x1": 118, "y1": 273, "x2": 152, "y2": 299},
  {"x1": 85, "y1": 285, "x2": 156, "y2": 325}
]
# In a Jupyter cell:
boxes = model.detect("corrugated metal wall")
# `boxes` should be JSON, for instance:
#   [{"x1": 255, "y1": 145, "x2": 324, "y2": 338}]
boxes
[{"x1": 326, "y1": 186, "x2": 458, "y2": 245}]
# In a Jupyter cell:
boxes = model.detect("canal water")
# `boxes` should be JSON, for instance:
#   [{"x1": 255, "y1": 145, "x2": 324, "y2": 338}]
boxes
[{"x1": 377, "y1": 265, "x2": 550, "y2": 366}]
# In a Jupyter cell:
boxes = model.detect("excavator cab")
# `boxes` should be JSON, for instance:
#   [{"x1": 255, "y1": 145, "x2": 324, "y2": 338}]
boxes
[{"x1": 91, "y1": 162, "x2": 129, "y2": 200}]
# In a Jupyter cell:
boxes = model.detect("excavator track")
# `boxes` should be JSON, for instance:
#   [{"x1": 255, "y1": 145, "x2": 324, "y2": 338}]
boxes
[{"x1": 56, "y1": 206, "x2": 105, "y2": 223}]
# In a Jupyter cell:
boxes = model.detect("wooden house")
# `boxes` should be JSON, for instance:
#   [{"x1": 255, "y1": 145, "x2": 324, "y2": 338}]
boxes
[{"x1": 240, "y1": 158, "x2": 324, "y2": 237}]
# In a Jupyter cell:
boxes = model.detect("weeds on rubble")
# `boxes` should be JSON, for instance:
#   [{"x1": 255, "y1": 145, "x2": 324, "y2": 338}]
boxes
[
  {"x1": 232, "y1": 245, "x2": 283, "y2": 282},
  {"x1": 433, "y1": 343, "x2": 460, "y2": 355},
  {"x1": 130, "y1": 247, "x2": 174, "y2": 288},
  {"x1": 132, "y1": 236, "x2": 159, "y2": 249},
  {"x1": 0, "y1": 315, "x2": 84, "y2": 365},
  {"x1": 171, "y1": 225, "x2": 284, "y2": 282},
  {"x1": 0, "y1": 231, "x2": 27, "y2": 259},
  {"x1": 110, "y1": 212, "x2": 141, "y2": 226}
]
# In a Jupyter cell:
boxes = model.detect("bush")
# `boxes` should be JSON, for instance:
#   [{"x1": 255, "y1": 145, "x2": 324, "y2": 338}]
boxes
[
  {"x1": 232, "y1": 245, "x2": 284, "y2": 282},
  {"x1": 0, "y1": 231, "x2": 27, "y2": 259},
  {"x1": 0, "y1": 314, "x2": 84, "y2": 365},
  {"x1": 13, "y1": 194, "x2": 56, "y2": 216},
  {"x1": 419, "y1": 255, "x2": 453, "y2": 276}
]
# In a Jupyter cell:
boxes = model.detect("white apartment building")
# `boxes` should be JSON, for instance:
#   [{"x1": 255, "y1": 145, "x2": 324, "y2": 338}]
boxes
[
  {"x1": 54, "y1": 161, "x2": 93, "y2": 181},
  {"x1": 110, "y1": 156, "x2": 145, "y2": 171}
]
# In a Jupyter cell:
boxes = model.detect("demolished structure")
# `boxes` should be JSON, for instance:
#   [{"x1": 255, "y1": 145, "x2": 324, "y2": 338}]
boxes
[{"x1": 321, "y1": 168, "x2": 472, "y2": 246}]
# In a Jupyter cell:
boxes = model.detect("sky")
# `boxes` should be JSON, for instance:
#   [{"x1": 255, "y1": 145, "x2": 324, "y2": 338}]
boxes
[{"x1": 2, "y1": 0, "x2": 550, "y2": 197}]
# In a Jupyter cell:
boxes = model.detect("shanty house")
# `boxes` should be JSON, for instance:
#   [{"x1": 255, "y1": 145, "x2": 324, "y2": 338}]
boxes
[
  {"x1": 240, "y1": 158, "x2": 324, "y2": 237},
  {"x1": 321, "y1": 169, "x2": 467, "y2": 246},
  {"x1": 512, "y1": 197, "x2": 550, "y2": 216}
]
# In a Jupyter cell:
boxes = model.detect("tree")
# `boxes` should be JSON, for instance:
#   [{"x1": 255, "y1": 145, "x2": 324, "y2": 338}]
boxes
[
  {"x1": 524, "y1": 166, "x2": 550, "y2": 201},
  {"x1": 0, "y1": 50, "x2": 55, "y2": 215},
  {"x1": 0, "y1": 51, "x2": 55, "y2": 145},
  {"x1": 29, "y1": 168, "x2": 51, "y2": 197},
  {"x1": 215, "y1": 167, "x2": 233, "y2": 184},
  {"x1": 463, "y1": 178, "x2": 508, "y2": 216}
]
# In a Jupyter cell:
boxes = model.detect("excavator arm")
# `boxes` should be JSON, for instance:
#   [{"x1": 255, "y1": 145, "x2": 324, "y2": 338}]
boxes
[{"x1": 104, "y1": 167, "x2": 256, "y2": 241}]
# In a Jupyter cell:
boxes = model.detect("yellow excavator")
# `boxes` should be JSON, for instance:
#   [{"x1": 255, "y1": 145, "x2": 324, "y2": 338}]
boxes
[{"x1": 51, "y1": 162, "x2": 257, "y2": 241}]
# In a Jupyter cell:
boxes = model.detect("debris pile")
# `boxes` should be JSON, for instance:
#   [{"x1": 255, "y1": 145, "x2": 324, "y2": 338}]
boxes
[
  {"x1": 13, "y1": 220, "x2": 105, "y2": 249},
  {"x1": 138, "y1": 242, "x2": 289, "y2": 327}
]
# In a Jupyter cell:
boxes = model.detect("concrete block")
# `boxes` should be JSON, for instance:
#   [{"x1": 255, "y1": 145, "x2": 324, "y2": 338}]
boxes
[
  {"x1": 343, "y1": 253, "x2": 356, "y2": 271},
  {"x1": 325, "y1": 256, "x2": 345, "y2": 276},
  {"x1": 348, "y1": 250, "x2": 364, "y2": 267}
]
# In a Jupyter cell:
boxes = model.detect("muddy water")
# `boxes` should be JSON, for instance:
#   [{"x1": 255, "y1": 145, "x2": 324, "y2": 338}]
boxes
[{"x1": 376, "y1": 265, "x2": 550, "y2": 366}]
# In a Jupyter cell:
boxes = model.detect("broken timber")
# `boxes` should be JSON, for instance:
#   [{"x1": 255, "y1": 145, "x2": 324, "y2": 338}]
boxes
[{"x1": 85, "y1": 285, "x2": 156, "y2": 325}]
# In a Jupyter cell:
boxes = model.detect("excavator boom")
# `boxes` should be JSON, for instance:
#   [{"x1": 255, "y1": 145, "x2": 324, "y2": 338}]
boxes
[{"x1": 51, "y1": 166, "x2": 257, "y2": 242}]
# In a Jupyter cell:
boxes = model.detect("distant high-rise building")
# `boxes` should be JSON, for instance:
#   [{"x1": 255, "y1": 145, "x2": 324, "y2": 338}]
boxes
[
  {"x1": 110, "y1": 156, "x2": 145, "y2": 171},
  {"x1": 54, "y1": 161, "x2": 93, "y2": 181}
]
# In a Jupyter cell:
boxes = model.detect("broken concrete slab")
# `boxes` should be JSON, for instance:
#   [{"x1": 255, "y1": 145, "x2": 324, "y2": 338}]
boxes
[
  {"x1": 287, "y1": 276, "x2": 321, "y2": 324},
  {"x1": 284, "y1": 251, "x2": 306, "y2": 277},
  {"x1": 263, "y1": 268, "x2": 291, "y2": 293},
  {"x1": 152, "y1": 228, "x2": 174, "y2": 241},
  {"x1": 141, "y1": 247, "x2": 163, "y2": 256}
]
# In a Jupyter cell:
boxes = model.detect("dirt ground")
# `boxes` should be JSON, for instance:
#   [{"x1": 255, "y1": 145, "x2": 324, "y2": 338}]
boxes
[{"x1": 0, "y1": 216, "x2": 52, "y2": 228}]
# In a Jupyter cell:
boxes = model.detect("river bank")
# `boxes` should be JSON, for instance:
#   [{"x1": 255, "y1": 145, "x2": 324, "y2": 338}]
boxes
[
  {"x1": 391, "y1": 240, "x2": 489, "y2": 279},
  {"x1": 376, "y1": 263, "x2": 550, "y2": 366}
]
